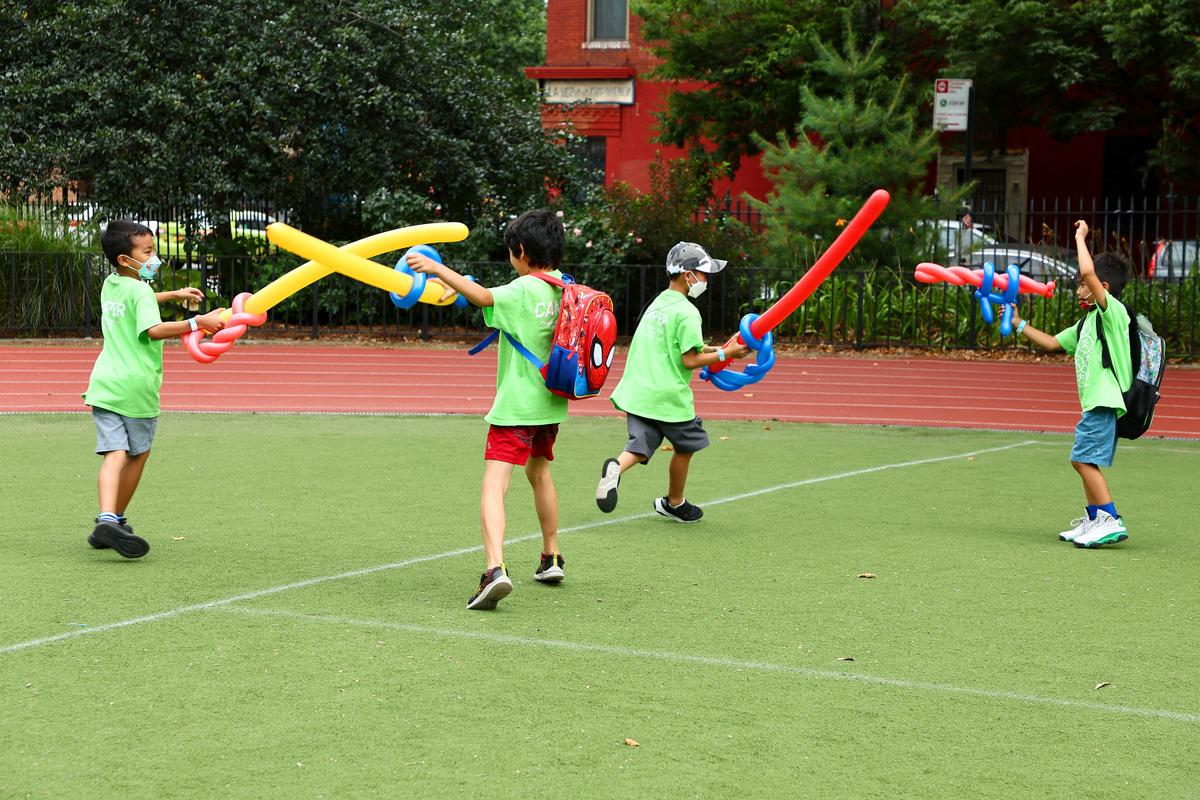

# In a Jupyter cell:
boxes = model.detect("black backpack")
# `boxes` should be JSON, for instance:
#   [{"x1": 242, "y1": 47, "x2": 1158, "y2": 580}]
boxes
[{"x1": 1076, "y1": 311, "x2": 1166, "y2": 439}]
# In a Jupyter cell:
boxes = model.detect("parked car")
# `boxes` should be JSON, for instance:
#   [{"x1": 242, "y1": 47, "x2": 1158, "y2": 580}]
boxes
[
  {"x1": 932, "y1": 219, "x2": 998, "y2": 264},
  {"x1": 967, "y1": 246, "x2": 1076, "y2": 281},
  {"x1": 1147, "y1": 239, "x2": 1199, "y2": 281}
]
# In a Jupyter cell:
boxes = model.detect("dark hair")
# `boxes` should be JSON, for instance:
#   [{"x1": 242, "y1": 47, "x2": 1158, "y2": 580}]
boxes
[
  {"x1": 1093, "y1": 252, "x2": 1128, "y2": 299},
  {"x1": 503, "y1": 209, "x2": 564, "y2": 269},
  {"x1": 101, "y1": 220, "x2": 154, "y2": 267}
]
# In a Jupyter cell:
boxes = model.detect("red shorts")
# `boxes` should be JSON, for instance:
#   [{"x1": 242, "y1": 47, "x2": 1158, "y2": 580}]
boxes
[{"x1": 485, "y1": 424, "x2": 559, "y2": 466}]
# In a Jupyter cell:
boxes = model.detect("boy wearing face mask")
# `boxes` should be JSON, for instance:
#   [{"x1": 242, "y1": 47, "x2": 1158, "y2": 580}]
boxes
[
  {"x1": 1011, "y1": 220, "x2": 1133, "y2": 548},
  {"x1": 81, "y1": 220, "x2": 226, "y2": 558},
  {"x1": 596, "y1": 242, "x2": 750, "y2": 522}
]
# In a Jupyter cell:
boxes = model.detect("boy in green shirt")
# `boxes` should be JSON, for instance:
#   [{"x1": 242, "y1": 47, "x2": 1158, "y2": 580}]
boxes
[
  {"x1": 82, "y1": 220, "x2": 226, "y2": 558},
  {"x1": 1012, "y1": 220, "x2": 1132, "y2": 548},
  {"x1": 596, "y1": 242, "x2": 749, "y2": 522},
  {"x1": 409, "y1": 209, "x2": 569, "y2": 609}
]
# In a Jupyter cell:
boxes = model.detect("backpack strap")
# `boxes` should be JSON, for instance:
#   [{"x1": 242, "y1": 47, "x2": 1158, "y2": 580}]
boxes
[
  {"x1": 526, "y1": 271, "x2": 574, "y2": 288},
  {"x1": 468, "y1": 329, "x2": 545, "y2": 370},
  {"x1": 1127, "y1": 312, "x2": 1143, "y2": 380}
]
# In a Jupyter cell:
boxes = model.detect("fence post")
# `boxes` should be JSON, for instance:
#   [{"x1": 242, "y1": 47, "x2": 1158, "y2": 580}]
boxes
[
  {"x1": 311, "y1": 283, "x2": 320, "y2": 339},
  {"x1": 854, "y1": 271, "x2": 864, "y2": 351},
  {"x1": 84, "y1": 254, "x2": 93, "y2": 339}
]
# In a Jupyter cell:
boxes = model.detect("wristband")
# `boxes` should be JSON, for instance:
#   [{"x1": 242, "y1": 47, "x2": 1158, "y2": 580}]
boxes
[
  {"x1": 1016, "y1": 320, "x2": 1027, "y2": 336},
  {"x1": 188, "y1": 316, "x2": 199, "y2": 332},
  {"x1": 716, "y1": 347, "x2": 727, "y2": 362}
]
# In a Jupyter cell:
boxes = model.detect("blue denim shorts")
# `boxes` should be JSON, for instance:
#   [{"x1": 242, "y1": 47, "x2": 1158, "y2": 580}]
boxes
[{"x1": 1069, "y1": 408, "x2": 1118, "y2": 467}]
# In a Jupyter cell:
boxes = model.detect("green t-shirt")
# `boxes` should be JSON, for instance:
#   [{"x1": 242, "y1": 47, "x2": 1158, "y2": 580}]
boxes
[
  {"x1": 82, "y1": 274, "x2": 164, "y2": 418},
  {"x1": 610, "y1": 289, "x2": 706, "y2": 423},
  {"x1": 480, "y1": 271, "x2": 569, "y2": 426},
  {"x1": 1054, "y1": 294, "x2": 1132, "y2": 416}
]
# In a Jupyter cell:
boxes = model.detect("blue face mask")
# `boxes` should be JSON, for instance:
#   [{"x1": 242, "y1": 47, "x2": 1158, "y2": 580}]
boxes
[{"x1": 131, "y1": 254, "x2": 162, "y2": 281}]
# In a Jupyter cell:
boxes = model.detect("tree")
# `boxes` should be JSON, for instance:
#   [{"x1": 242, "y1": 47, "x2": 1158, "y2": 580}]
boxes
[
  {"x1": 0, "y1": 0, "x2": 576, "y2": 222},
  {"x1": 750, "y1": 27, "x2": 956, "y2": 269},
  {"x1": 632, "y1": 0, "x2": 884, "y2": 176}
]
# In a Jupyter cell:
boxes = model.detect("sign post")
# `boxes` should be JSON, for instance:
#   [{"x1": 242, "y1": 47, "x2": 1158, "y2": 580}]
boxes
[{"x1": 934, "y1": 78, "x2": 975, "y2": 197}]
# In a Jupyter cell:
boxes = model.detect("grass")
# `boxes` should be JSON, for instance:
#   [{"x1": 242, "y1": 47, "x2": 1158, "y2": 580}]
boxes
[{"x1": 1, "y1": 414, "x2": 1198, "y2": 799}]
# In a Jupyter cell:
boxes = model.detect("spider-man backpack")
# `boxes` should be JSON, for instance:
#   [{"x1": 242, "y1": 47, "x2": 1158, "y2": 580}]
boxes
[{"x1": 469, "y1": 272, "x2": 618, "y2": 400}]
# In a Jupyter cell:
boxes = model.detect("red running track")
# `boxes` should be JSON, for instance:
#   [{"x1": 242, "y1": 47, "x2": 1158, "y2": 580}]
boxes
[{"x1": 2, "y1": 343, "x2": 1199, "y2": 438}]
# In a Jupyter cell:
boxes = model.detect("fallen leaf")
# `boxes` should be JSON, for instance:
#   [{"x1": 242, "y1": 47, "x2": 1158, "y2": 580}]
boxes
[
  {"x1": 857, "y1": 573, "x2": 877, "y2": 579},
  {"x1": 743, "y1": 393, "x2": 754, "y2": 398},
  {"x1": 1094, "y1": 682, "x2": 1110, "y2": 690},
  {"x1": 660, "y1": 445, "x2": 673, "y2": 451},
  {"x1": 624, "y1": 738, "x2": 640, "y2": 748},
  {"x1": 837, "y1": 656, "x2": 855, "y2": 662},
  {"x1": 762, "y1": 425, "x2": 771, "y2": 430},
  {"x1": 171, "y1": 537, "x2": 186, "y2": 541},
  {"x1": 719, "y1": 435, "x2": 731, "y2": 441},
  {"x1": 967, "y1": 456, "x2": 976, "y2": 461}
]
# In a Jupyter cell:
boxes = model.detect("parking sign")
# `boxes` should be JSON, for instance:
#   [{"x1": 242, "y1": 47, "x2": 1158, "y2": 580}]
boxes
[{"x1": 933, "y1": 79, "x2": 972, "y2": 132}]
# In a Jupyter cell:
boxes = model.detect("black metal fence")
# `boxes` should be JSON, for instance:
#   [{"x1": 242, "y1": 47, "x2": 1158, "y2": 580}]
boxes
[{"x1": 5, "y1": 251, "x2": 1196, "y2": 358}]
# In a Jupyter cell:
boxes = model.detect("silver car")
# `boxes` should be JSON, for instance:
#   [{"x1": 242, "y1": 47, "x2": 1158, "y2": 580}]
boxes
[
  {"x1": 1148, "y1": 240, "x2": 1199, "y2": 281},
  {"x1": 968, "y1": 247, "x2": 1076, "y2": 281}
]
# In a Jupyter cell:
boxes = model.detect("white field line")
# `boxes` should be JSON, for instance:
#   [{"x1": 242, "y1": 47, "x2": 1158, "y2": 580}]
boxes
[
  {"x1": 1, "y1": 441, "x2": 1035, "y2": 655},
  {"x1": 219, "y1": 606, "x2": 1200, "y2": 726}
]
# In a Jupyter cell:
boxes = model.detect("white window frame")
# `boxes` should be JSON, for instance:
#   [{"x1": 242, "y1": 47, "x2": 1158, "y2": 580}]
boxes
[{"x1": 587, "y1": 0, "x2": 628, "y2": 44}]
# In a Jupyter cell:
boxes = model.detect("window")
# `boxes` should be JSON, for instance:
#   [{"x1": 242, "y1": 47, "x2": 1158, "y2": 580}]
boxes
[
  {"x1": 590, "y1": 0, "x2": 627, "y2": 41},
  {"x1": 569, "y1": 137, "x2": 607, "y2": 198}
]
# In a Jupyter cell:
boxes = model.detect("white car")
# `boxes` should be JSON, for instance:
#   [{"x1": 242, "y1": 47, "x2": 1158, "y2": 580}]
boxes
[
  {"x1": 967, "y1": 247, "x2": 1076, "y2": 281},
  {"x1": 1148, "y1": 240, "x2": 1199, "y2": 281},
  {"x1": 933, "y1": 219, "x2": 997, "y2": 263}
]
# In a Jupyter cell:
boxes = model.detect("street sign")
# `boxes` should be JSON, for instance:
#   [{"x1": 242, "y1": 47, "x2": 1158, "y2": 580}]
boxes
[{"x1": 933, "y1": 78, "x2": 972, "y2": 132}]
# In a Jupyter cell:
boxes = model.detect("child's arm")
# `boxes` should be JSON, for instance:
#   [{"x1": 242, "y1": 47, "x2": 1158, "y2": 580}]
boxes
[
  {"x1": 1009, "y1": 304, "x2": 1063, "y2": 352},
  {"x1": 408, "y1": 253, "x2": 494, "y2": 307},
  {"x1": 155, "y1": 287, "x2": 204, "y2": 307},
  {"x1": 1075, "y1": 220, "x2": 1107, "y2": 311},
  {"x1": 145, "y1": 309, "x2": 227, "y2": 340},
  {"x1": 681, "y1": 340, "x2": 751, "y2": 370}
]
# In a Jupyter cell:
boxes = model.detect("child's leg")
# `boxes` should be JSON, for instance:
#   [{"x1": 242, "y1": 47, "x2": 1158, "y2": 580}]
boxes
[
  {"x1": 1072, "y1": 461, "x2": 1112, "y2": 506},
  {"x1": 667, "y1": 451, "x2": 694, "y2": 506},
  {"x1": 97, "y1": 450, "x2": 128, "y2": 513},
  {"x1": 115, "y1": 450, "x2": 151, "y2": 516},
  {"x1": 617, "y1": 451, "x2": 645, "y2": 473},
  {"x1": 525, "y1": 456, "x2": 558, "y2": 554},
  {"x1": 480, "y1": 459, "x2": 515, "y2": 569}
]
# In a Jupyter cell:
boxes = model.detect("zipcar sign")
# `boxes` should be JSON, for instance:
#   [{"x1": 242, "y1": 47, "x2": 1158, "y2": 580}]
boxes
[{"x1": 933, "y1": 78, "x2": 972, "y2": 132}]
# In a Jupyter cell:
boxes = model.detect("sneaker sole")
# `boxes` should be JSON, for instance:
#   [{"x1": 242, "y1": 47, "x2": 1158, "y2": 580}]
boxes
[
  {"x1": 1075, "y1": 531, "x2": 1129, "y2": 549},
  {"x1": 653, "y1": 498, "x2": 702, "y2": 523},
  {"x1": 87, "y1": 532, "x2": 111, "y2": 549},
  {"x1": 90, "y1": 524, "x2": 150, "y2": 559},
  {"x1": 467, "y1": 577, "x2": 513, "y2": 610},
  {"x1": 596, "y1": 458, "x2": 620, "y2": 513},
  {"x1": 534, "y1": 567, "x2": 564, "y2": 584}
]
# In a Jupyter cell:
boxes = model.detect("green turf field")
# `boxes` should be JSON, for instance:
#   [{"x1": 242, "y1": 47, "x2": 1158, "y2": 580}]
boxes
[{"x1": 2, "y1": 413, "x2": 1198, "y2": 799}]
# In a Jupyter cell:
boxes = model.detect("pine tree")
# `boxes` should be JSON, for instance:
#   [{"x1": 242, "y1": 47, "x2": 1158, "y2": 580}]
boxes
[{"x1": 751, "y1": 24, "x2": 960, "y2": 269}]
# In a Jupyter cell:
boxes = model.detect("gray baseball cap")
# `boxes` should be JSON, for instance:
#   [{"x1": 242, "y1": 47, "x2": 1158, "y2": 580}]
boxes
[{"x1": 665, "y1": 241, "x2": 727, "y2": 275}]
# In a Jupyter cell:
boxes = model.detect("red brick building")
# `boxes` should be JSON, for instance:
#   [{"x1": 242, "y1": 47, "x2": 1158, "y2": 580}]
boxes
[{"x1": 525, "y1": 0, "x2": 1181, "y2": 214}]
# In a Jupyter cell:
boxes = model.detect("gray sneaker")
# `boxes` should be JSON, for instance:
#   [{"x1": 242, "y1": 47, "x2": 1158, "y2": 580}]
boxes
[
  {"x1": 88, "y1": 520, "x2": 150, "y2": 559},
  {"x1": 467, "y1": 565, "x2": 513, "y2": 610}
]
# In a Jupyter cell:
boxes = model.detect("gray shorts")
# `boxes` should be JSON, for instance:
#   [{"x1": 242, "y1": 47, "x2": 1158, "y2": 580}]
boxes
[
  {"x1": 93, "y1": 407, "x2": 158, "y2": 456},
  {"x1": 625, "y1": 413, "x2": 708, "y2": 462}
]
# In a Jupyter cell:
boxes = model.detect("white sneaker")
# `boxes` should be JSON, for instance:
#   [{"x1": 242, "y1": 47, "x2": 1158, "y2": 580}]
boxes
[
  {"x1": 1058, "y1": 516, "x2": 1093, "y2": 542},
  {"x1": 1073, "y1": 511, "x2": 1128, "y2": 549}
]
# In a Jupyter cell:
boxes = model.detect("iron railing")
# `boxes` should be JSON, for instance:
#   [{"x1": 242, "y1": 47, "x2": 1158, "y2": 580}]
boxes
[{"x1": 4, "y1": 251, "x2": 1196, "y2": 357}]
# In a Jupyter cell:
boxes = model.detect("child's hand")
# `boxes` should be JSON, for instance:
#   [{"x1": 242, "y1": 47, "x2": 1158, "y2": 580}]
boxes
[
  {"x1": 174, "y1": 287, "x2": 204, "y2": 304},
  {"x1": 1074, "y1": 219, "x2": 1089, "y2": 240},
  {"x1": 1009, "y1": 303, "x2": 1022, "y2": 326},
  {"x1": 726, "y1": 341, "x2": 752, "y2": 360},
  {"x1": 407, "y1": 253, "x2": 446, "y2": 277},
  {"x1": 196, "y1": 309, "x2": 227, "y2": 333}
]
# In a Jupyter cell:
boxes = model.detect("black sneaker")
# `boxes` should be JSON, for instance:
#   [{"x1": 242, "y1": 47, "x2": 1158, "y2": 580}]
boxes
[
  {"x1": 596, "y1": 458, "x2": 621, "y2": 513},
  {"x1": 653, "y1": 496, "x2": 703, "y2": 523},
  {"x1": 88, "y1": 520, "x2": 150, "y2": 559},
  {"x1": 466, "y1": 565, "x2": 513, "y2": 610},
  {"x1": 534, "y1": 552, "x2": 565, "y2": 583}
]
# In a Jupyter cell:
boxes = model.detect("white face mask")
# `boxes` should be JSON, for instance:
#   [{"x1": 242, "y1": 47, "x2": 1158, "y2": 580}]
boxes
[{"x1": 686, "y1": 273, "x2": 708, "y2": 298}]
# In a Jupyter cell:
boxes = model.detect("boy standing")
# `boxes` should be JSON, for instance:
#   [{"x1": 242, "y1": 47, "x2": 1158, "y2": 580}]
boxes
[
  {"x1": 409, "y1": 209, "x2": 568, "y2": 609},
  {"x1": 83, "y1": 220, "x2": 226, "y2": 558},
  {"x1": 595, "y1": 242, "x2": 749, "y2": 522},
  {"x1": 1012, "y1": 220, "x2": 1132, "y2": 548}
]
